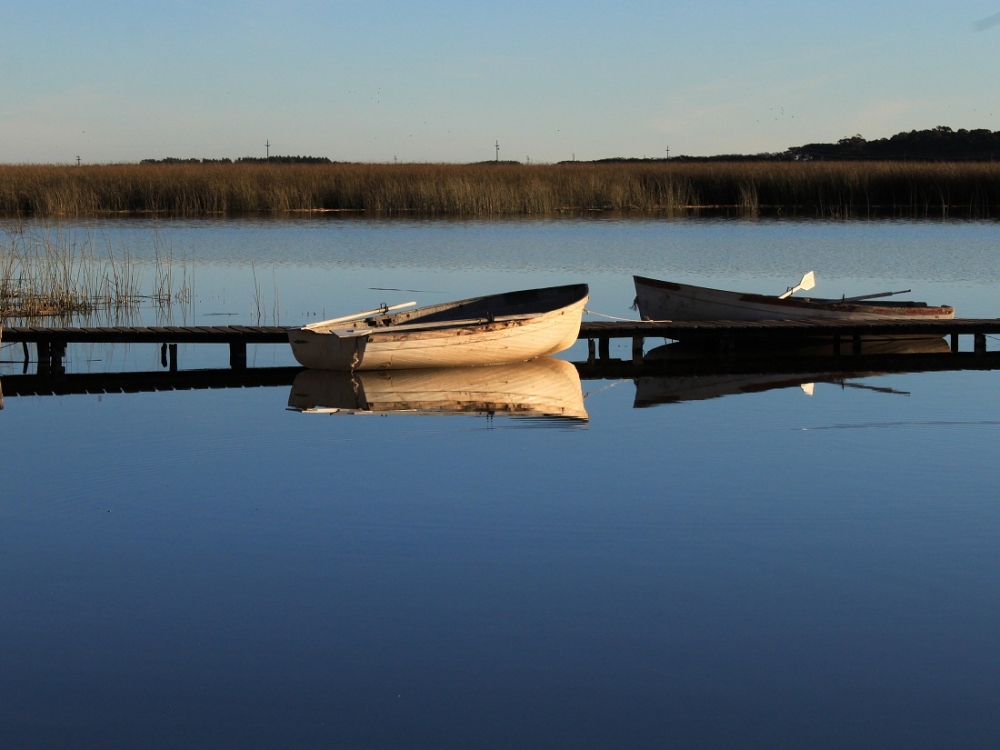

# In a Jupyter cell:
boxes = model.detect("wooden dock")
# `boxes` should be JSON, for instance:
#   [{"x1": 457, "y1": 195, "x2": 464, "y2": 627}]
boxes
[
  {"x1": 3, "y1": 319, "x2": 1000, "y2": 373},
  {"x1": 578, "y1": 319, "x2": 1000, "y2": 362}
]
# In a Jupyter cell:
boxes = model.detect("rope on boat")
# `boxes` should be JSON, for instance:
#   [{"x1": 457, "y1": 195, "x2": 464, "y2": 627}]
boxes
[{"x1": 583, "y1": 308, "x2": 673, "y2": 324}]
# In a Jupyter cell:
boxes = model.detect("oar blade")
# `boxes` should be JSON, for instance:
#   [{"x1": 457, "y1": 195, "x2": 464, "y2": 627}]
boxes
[{"x1": 777, "y1": 271, "x2": 816, "y2": 300}]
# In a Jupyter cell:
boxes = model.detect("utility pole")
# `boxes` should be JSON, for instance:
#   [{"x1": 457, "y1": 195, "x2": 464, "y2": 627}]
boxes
[
  {"x1": 76, "y1": 156, "x2": 81, "y2": 166},
  {"x1": 495, "y1": 140, "x2": 499, "y2": 163},
  {"x1": 665, "y1": 146, "x2": 670, "y2": 160},
  {"x1": 266, "y1": 140, "x2": 270, "y2": 161}
]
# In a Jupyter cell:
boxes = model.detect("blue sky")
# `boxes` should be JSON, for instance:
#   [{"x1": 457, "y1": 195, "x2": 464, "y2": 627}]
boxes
[{"x1": 2, "y1": 0, "x2": 999, "y2": 163}]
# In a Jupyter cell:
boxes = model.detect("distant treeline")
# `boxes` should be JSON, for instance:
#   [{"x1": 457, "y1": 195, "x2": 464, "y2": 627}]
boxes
[
  {"x1": 141, "y1": 155, "x2": 334, "y2": 165},
  {"x1": 2, "y1": 160, "x2": 1000, "y2": 218},
  {"x1": 791, "y1": 126, "x2": 1000, "y2": 162},
  {"x1": 588, "y1": 127, "x2": 1000, "y2": 164}
]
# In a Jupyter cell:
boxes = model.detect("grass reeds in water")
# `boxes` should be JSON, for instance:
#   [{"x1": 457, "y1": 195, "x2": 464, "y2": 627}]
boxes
[
  {"x1": 1, "y1": 161, "x2": 999, "y2": 217},
  {"x1": 0, "y1": 226, "x2": 190, "y2": 320}
]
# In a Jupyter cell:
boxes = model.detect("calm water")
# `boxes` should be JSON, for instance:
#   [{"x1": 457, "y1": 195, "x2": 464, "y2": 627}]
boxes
[{"x1": 3, "y1": 217, "x2": 1000, "y2": 748}]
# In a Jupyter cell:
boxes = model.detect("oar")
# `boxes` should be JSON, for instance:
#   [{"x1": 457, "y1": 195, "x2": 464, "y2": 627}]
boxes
[
  {"x1": 839, "y1": 289, "x2": 910, "y2": 303},
  {"x1": 778, "y1": 271, "x2": 816, "y2": 299},
  {"x1": 304, "y1": 301, "x2": 417, "y2": 330}
]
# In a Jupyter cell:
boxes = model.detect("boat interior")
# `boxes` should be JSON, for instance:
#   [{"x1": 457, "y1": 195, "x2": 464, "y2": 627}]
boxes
[{"x1": 355, "y1": 283, "x2": 589, "y2": 329}]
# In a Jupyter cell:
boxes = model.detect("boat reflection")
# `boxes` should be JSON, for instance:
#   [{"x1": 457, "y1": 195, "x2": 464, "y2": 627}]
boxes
[
  {"x1": 287, "y1": 357, "x2": 588, "y2": 421},
  {"x1": 644, "y1": 336, "x2": 952, "y2": 360},
  {"x1": 634, "y1": 370, "x2": 912, "y2": 407},
  {"x1": 632, "y1": 340, "x2": 950, "y2": 407}
]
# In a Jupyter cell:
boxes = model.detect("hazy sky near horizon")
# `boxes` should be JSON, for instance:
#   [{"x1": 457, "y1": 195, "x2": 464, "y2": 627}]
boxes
[{"x1": 2, "y1": 0, "x2": 999, "y2": 164}]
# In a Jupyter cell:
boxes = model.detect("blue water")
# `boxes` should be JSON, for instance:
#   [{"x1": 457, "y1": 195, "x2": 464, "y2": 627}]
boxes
[{"x1": 2, "y1": 218, "x2": 1000, "y2": 748}]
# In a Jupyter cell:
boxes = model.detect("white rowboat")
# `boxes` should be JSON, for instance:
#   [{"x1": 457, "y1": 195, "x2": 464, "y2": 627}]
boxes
[
  {"x1": 289, "y1": 284, "x2": 589, "y2": 371},
  {"x1": 633, "y1": 275, "x2": 955, "y2": 322}
]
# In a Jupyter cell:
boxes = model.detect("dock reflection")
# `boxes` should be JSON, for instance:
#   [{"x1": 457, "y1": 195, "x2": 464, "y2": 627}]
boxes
[
  {"x1": 3, "y1": 337, "x2": 1000, "y2": 415},
  {"x1": 287, "y1": 357, "x2": 589, "y2": 421}
]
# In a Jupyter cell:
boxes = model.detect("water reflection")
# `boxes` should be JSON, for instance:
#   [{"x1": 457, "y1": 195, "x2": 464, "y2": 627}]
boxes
[
  {"x1": 5, "y1": 340, "x2": 1000, "y2": 417},
  {"x1": 633, "y1": 337, "x2": 957, "y2": 407},
  {"x1": 287, "y1": 357, "x2": 588, "y2": 421},
  {"x1": 644, "y1": 336, "x2": 952, "y2": 360},
  {"x1": 634, "y1": 370, "x2": 912, "y2": 407}
]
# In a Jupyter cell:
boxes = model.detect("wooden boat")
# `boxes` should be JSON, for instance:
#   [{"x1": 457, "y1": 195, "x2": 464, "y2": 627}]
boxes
[
  {"x1": 287, "y1": 357, "x2": 588, "y2": 421},
  {"x1": 289, "y1": 284, "x2": 588, "y2": 371},
  {"x1": 633, "y1": 275, "x2": 954, "y2": 322}
]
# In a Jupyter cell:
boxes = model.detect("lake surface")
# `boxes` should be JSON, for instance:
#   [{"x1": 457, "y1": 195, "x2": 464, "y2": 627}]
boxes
[{"x1": 3, "y1": 217, "x2": 1000, "y2": 748}]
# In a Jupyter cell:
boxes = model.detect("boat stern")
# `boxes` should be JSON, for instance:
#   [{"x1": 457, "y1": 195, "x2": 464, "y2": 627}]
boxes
[{"x1": 288, "y1": 328, "x2": 368, "y2": 371}]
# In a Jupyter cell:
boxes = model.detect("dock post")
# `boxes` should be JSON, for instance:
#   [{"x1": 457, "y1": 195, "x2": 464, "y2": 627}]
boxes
[
  {"x1": 168, "y1": 344, "x2": 178, "y2": 372},
  {"x1": 632, "y1": 336, "x2": 644, "y2": 365},
  {"x1": 52, "y1": 341, "x2": 66, "y2": 375},
  {"x1": 230, "y1": 341, "x2": 247, "y2": 370},
  {"x1": 951, "y1": 333, "x2": 960, "y2": 353},
  {"x1": 852, "y1": 334, "x2": 862, "y2": 355},
  {"x1": 598, "y1": 336, "x2": 610, "y2": 361},
  {"x1": 587, "y1": 339, "x2": 595, "y2": 365},
  {"x1": 975, "y1": 333, "x2": 987, "y2": 355},
  {"x1": 717, "y1": 335, "x2": 735, "y2": 359},
  {"x1": 832, "y1": 335, "x2": 841, "y2": 356},
  {"x1": 161, "y1": 343, "x2": 168, "y2": 368},
  {"x1": 36, "y1": 341, "x2": 51, "y2": 375}
]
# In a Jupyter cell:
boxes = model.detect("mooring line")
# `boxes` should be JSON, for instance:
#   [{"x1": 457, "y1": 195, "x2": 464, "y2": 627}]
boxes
[{"x1": 583, "y1": 308, "x2": 672, "y2": 323}]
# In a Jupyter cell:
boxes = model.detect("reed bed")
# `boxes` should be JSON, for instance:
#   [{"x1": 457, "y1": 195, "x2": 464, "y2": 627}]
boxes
[
  {"x1": 0, "y1": 226, "x2": 190, "y2": 320},
  {"x1": 1, "y1": 161, "x2": 999, "y2": 218}
]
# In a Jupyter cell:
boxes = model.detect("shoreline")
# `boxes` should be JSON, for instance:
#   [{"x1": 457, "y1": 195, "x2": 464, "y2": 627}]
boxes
[{"x1": 1, "y1": 160, "x2": 999, "y2": 219}]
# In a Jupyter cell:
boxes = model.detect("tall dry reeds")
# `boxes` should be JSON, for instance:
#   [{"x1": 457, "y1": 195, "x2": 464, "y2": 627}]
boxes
[
  {"x1": 0, "y1": 225, "x2": 190, "y2": 320},
  {"x1": 0, "y1": 160, "x2": 998, "y2": 217}
]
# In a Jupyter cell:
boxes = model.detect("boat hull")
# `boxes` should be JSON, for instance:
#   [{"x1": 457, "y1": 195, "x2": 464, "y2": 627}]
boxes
[
  {"x1": 634, "y1": 275, "x2": 955, "y2": 323},
  {"x1": 290, "y1": 285, "x2": 588, "y2": 371}
]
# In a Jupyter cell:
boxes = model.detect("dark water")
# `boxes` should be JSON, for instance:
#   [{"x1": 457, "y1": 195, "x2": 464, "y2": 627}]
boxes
[{"x1": 3, "y1": 218, "x2": 1000, "y2": 748}]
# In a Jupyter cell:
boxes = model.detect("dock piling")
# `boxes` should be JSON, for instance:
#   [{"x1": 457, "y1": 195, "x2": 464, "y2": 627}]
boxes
[
  {"x1": 598, "y1": 336, "x2": 610, "y2": 361},
  {"x1": 632, "y1": 336, "x2": 644, "y2": 365},
  {"x1": 230, "y1": 341, "x2": 247, "y2": 370},
  {"x1": 36, "y1": 342, "x2": 51, "y2": 375}
]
